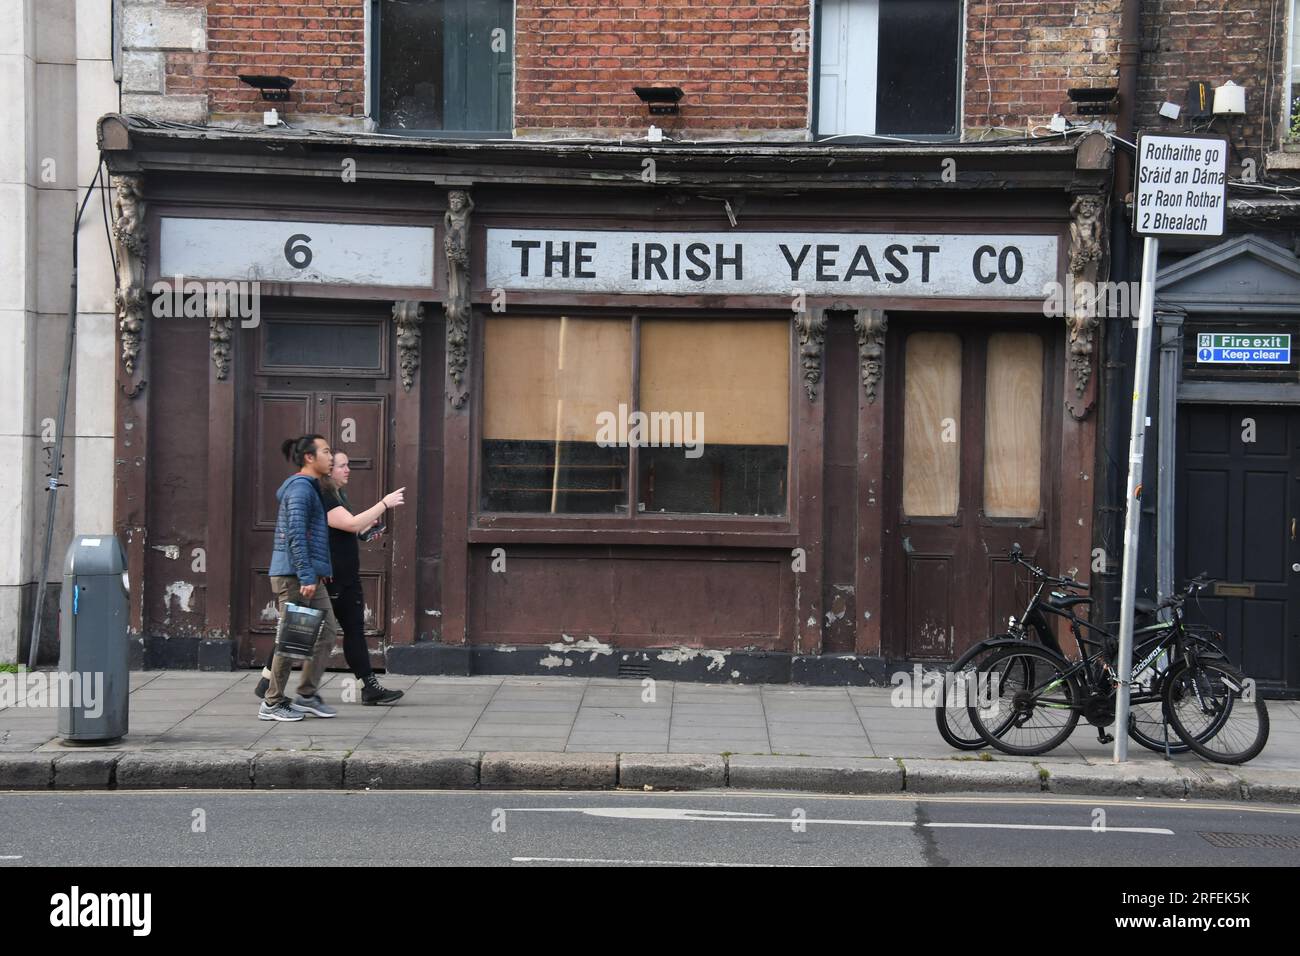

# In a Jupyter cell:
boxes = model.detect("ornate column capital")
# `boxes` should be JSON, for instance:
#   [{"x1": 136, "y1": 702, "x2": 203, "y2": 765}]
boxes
[
  {"x1": 1066, "y1": 192, "x2": 1108, "y2": 406},
  {"x1": 111, "y1": 175, "x2": 148, "y2": 385},
  {"x1": 794, "y1": 308, "x2": 828, "y2": 401}
]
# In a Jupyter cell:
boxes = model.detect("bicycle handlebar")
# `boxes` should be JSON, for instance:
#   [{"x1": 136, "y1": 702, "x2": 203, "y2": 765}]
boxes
[{"x1": 1008, "y1": 545, "x2": 1089, "y2": 591}]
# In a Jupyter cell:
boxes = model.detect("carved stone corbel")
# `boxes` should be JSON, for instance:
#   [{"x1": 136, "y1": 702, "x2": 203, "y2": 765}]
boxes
[
  {"x1": 111, "y1": 175, "x2": 148, "y2": 381},
  {"x1": 209, "y1": 317, "x2": 232, "y2": 381},
  {"x1": 1066, "y1": 193, "x2": 1107, "y2": 402},
  {"x1": 392, "y1": 300, "x2": 425, "y2": 391},
  {"x1": 443, "y1": 189, "x2": 473, "y2": 409},
  {"x1": 794, "y1": 309, "x2": 828, "y2": 401},
  {"x1": 853, "y1": 309, "x2": 887, "y2": 403}
]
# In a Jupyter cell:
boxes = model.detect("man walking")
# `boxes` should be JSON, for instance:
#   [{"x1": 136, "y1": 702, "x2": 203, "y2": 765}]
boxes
[{"x1": 259, "y1": 434, "x2": 340, "y2": 722}]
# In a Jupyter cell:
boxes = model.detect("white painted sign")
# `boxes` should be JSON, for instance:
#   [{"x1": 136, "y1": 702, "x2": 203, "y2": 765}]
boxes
[
  {"x1": 486, "y1": 229, "x2": 1059, "y2": 298},
  {"x1": 1134, "y1": 134, "x2": 1227, "y2": 238},
  {"x1": 159, "y1": 217, "x2": 436, "y2": 287}
]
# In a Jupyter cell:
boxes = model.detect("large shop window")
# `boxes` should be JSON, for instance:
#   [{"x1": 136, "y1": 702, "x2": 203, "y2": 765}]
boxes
[
  {"x1": 816, "y1": 0, "x2": 961, "y2": 137},
  {"x1": 373, "y1": 0, "x2": 513, "y2": 134},
  {"x1": 901, "y1": 332, "x2": 961, "y2": 517},
  {"x1": 982, "y1": 333, "x2": 1043, "y2": 518},
  {"x1": 481, "y1": 317, "x2": 790, "y2": 517}
]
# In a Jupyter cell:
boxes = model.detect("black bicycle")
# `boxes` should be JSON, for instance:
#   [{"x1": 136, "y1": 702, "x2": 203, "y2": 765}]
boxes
[
  {"x1": 937, "y1": 547, "x2": 1216, "y2": 754},
  {"x1": 966, "y1": 567, "x2": 1269, "y2": 764}
]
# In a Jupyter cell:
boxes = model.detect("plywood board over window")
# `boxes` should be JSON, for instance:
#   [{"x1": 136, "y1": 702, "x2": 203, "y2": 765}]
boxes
[
  {"x1": 639, "y1": 319, "x2": 790, "y2": 444},
  {"x1": 902, "y1": 331, "x2": 961, "y2": 517},
  {"x1": 983, "y1": 332, "x2": 1044, "y2": 518},
  {"x1": 483, "y1": 316, "x2": 632, "y2": 442}
]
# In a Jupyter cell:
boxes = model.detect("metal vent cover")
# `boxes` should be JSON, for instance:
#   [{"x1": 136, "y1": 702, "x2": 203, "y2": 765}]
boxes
[
  {"x1": 617, "y1": 662, "x2": 651, "y2": 679},
  {"x1": 1198, "y1": 831, "x2": 1300, "y2": 850}
]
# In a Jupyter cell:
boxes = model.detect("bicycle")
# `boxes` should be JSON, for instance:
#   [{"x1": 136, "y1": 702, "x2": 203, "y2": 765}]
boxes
[{"x1": 966, "y1": 572, "x2": 1269, "y2": 764}]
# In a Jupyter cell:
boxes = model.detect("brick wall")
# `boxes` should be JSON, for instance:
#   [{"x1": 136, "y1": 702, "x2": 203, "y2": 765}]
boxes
[
  {"x1": 964, "y1": 0, "x2": 1122, "y2": 134},
  {"x1": 514, "y1": 0, "x2": 811, "y2": 139},
  {"x1": 1139, "y1": 0, "x2": 1291, "y2": 169}
]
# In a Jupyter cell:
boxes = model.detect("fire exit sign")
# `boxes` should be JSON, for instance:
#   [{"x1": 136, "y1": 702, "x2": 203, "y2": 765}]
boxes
[{"x1": 1196, "y1": 333, "x2": 1291, "y2": 364}]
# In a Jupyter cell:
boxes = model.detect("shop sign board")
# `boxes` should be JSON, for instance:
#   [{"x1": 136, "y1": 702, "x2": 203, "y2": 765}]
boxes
[
  {"x1": 159, "y1": 217, "x2": 436, "y2": 287},
  {"x1": 485, "y1": 229, "x2": 1059, "y2": 298}
]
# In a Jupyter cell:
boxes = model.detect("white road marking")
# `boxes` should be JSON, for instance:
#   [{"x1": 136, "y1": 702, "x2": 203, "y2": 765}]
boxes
[
  {"x1": 512, "y1": 856, "x2": 812, "y2": 867},
  {"x1": 0, "y1": 856, "x2": 21, "y2": 860},
  {"x1": 507, "y1": 807, "x2": 1173, "y2": 834}
]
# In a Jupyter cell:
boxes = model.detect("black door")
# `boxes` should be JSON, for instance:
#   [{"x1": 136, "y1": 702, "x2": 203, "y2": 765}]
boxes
[{"x1": 1176, "y1": 405, "x2": 1300, "y2": 693}]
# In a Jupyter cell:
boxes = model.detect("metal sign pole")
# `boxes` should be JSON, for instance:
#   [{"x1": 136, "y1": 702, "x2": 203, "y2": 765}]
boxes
[{"x1": 1113, "y1": 234, "x2": 1159, "y2": 762}]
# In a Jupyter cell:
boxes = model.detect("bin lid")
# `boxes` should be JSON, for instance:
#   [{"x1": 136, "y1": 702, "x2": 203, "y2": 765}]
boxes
[{"x1": 64, "y1": 535, "x2": 127, "y2": 575}]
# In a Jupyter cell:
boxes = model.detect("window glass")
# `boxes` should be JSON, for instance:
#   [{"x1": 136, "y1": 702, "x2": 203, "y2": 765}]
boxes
[
  {"x1": 983, "y1": 333, "x2": 1044, "y2": 518},
  {"x1": 481, "y1": 317, "x2": 631, "y2": 513},
  {"x1": 816, "y1": 0, "x2": 960, "y2": 136},
  {"x1": 264, "y1": 321, "x2": 383, "y2": 370},
  {"x1": 378, "y1": 0, "x2": 513, "y2": 133},
  {"x1": 637, "y1": 320, "x2": 789, "y2": 516},
  {"x1": 902, "y1": 331, "x2": 961, "y2": 516}
]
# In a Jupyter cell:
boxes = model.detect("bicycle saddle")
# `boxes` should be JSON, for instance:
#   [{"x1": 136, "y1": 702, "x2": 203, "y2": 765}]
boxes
[{"x1": 1047, "y1": 593, "x2": 1092, "y2": 610}]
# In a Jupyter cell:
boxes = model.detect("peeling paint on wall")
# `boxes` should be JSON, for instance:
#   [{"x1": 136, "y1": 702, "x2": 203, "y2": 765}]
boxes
[
  {"x1": 656, "y1": 646, "x2": 728, "y2": 672},
  {"x1": 545, "y1": 635, "x2": 613, "y2": 662},
  {"x1": 163, "y1": 581, "x2": 195, "y2": 614},
  {"x1": 151, "y1": 545, "x2": 180, "y2": 560}
]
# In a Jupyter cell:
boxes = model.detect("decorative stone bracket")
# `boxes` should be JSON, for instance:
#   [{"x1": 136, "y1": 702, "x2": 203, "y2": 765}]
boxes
[
  {"x1": 1066, "y1": 192, "x2": 1108, "y2": 413},
  {"x1": 210, "y1": 317, "x2": 232, "y2": 381},
  {"x1": 393, "y1": 300, "x2": 425, "y2": 392},
  {"x1": 111, "y1": 174, "x2": 148, "y2": 383},
  {"x1": 853, "y1": 308, "x2": 887, "y2": 403},
  {"x1": 794, "y1": 309, "x2": 827, "y2": 401},
  {"x1": 444, "y1": 189, "x2": 473, "y2": 409}
]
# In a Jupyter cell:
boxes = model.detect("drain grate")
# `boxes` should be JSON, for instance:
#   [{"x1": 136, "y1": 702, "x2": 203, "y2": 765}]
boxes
[
  {"x1": 617, "y1": 662, "x2": 651, "y2": 679},
  {"x1": 1198, "y1": 831, "x2": 1300, "y2": 850}
]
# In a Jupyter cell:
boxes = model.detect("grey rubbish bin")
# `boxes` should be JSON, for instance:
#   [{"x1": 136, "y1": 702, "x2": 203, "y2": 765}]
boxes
[{"x1": 58, "y1": 535, "x2": 130, "y2": 743}]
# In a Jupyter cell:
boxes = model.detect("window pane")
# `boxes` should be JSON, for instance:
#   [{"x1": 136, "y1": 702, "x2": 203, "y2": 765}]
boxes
[
  {"x1": 637, "y1": 319, "x2": 789, "y2": 516},
  {"x1": 379, "y1": 0, "x2": 444, "y2": 130},
  {"x1": 481, "y1": 316, "x2": 631, "y2": 513},
  {"x1": 264, "y1": 321, "x2": 382, "y2": 369},
  {"x1": 902, "y1": 332, "x2": 961, "y2": 516},
  {"x1": 983, "y1": 333, "x2": 1044, "y2": 518},
  {"x1": 876, "y1": 0, "x2": 959, "y2": 135}
]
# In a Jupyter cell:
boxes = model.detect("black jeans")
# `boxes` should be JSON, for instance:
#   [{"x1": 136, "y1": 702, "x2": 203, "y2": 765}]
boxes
[{"x1": 327, "y1": 577, "x2": 374, "y2": 681}]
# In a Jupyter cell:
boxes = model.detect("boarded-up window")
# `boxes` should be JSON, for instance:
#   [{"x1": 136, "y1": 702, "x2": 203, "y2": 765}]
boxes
[
  {"x1": 638, "y1": 319, "x2": 789, "y2": 515},
  {"x1": 983, "y1": 333, "x2": 1044, "y2": 518},
  {"x1": 481, "y1": 316, "x2": 631, "y2": 513},
  {"x1": 902, "y1": 332, "x2": 961, "y2": 516}
]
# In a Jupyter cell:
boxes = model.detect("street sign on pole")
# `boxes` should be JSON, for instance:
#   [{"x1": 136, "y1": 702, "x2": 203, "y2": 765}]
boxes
[{"x1": 1115, "y1": 134, "x2": 1227, "y2": 764}]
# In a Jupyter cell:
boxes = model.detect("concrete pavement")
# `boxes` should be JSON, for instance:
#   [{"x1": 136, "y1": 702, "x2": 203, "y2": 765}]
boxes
[{"x1": 0, "y1": 671, "x2": 1297, "y2": 801}]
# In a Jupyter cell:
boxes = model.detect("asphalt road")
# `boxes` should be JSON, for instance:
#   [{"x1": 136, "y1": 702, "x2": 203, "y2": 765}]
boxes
[{"x1": 2, "y1": 790, "x2": 1298, "y2": 866}]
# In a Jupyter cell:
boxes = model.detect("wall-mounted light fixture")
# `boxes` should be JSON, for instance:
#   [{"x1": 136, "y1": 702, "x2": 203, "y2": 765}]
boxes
[{"x1": 633, "y1": 86, "x2": 684, "y2": 116}]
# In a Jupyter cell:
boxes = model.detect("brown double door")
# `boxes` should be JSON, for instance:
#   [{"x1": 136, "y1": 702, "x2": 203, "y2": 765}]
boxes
[
  {"x1": 885, "y1": 320, "x2": 1057, "y2": 659},
  {"x1": 236, "y1": 315, "x2": 395, "y2": 668}
]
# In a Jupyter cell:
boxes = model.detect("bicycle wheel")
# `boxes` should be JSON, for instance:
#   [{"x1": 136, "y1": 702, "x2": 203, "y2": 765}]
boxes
[
  {"x1": 935, "y1": 641, "x2": 1030, "y2": 750},
  {"x1": 1127, "y1": 636, "x2": 1226, "y2": 754},
  {"x1": 1162, "y1": 657, "x2": 1270, "y2": 764},
  {"x1": 967, "y1": 645, "x2": 1081, "y2": 756}
]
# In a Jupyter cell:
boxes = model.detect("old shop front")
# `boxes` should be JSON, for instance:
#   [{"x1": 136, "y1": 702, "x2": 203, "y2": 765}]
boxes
[{"x1": 99, "y1": 116, "x2": 1112, "y2": 681}]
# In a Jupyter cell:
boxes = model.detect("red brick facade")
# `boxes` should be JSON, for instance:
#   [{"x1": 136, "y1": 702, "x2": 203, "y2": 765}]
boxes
[
  {"x1": 1138, "y1": 0, "x2": 1291, "y2": 168},
  {"x1": 134, "y1": 0, "x2": 1293, "y2": 152},
  {"x1": 963, "y1": 0, "x2": 1122, "y2": 132}
]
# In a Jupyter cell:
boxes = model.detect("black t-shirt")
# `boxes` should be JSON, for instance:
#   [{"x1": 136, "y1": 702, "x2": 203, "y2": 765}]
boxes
[{"x1": 321, "y1": 486, "x2": 360, "y2": 581}]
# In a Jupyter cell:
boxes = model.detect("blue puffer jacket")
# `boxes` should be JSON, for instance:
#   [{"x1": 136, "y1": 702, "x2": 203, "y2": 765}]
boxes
[{"x1": 267, "y1": 475, "x2": 333, "y2": 584}]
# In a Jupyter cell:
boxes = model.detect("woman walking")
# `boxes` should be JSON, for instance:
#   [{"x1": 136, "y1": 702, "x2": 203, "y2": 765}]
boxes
[{"x1": 256, "y1": 450, "x2": 406, "y2": 705}]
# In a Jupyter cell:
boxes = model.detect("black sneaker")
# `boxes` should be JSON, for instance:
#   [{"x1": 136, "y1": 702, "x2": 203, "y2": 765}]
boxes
[{"x1": 362, "y1": 683, "x2": 404, "y2": 706}]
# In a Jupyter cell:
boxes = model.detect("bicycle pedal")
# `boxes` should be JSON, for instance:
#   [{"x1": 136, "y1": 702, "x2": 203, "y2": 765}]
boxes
[{"x1": 1097, "y1": 731, "x2": 1114, "y2": 745}]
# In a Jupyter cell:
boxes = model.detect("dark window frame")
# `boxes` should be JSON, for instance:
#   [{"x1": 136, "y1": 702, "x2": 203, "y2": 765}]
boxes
[
  {"x1": 812, "y1": 0, "x2": 964, "y2": 141},
  {"x1": 370, "y1": 0, "x2": 515, "y2": 138},
  {"x1": 471, "y1": 308, "x2": 797, "y2": 531}
]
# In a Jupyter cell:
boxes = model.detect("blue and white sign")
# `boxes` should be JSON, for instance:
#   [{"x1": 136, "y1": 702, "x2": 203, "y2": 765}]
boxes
[{"x1": 1196, "y1": 332, "x2": 1291, "y2": 365}]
